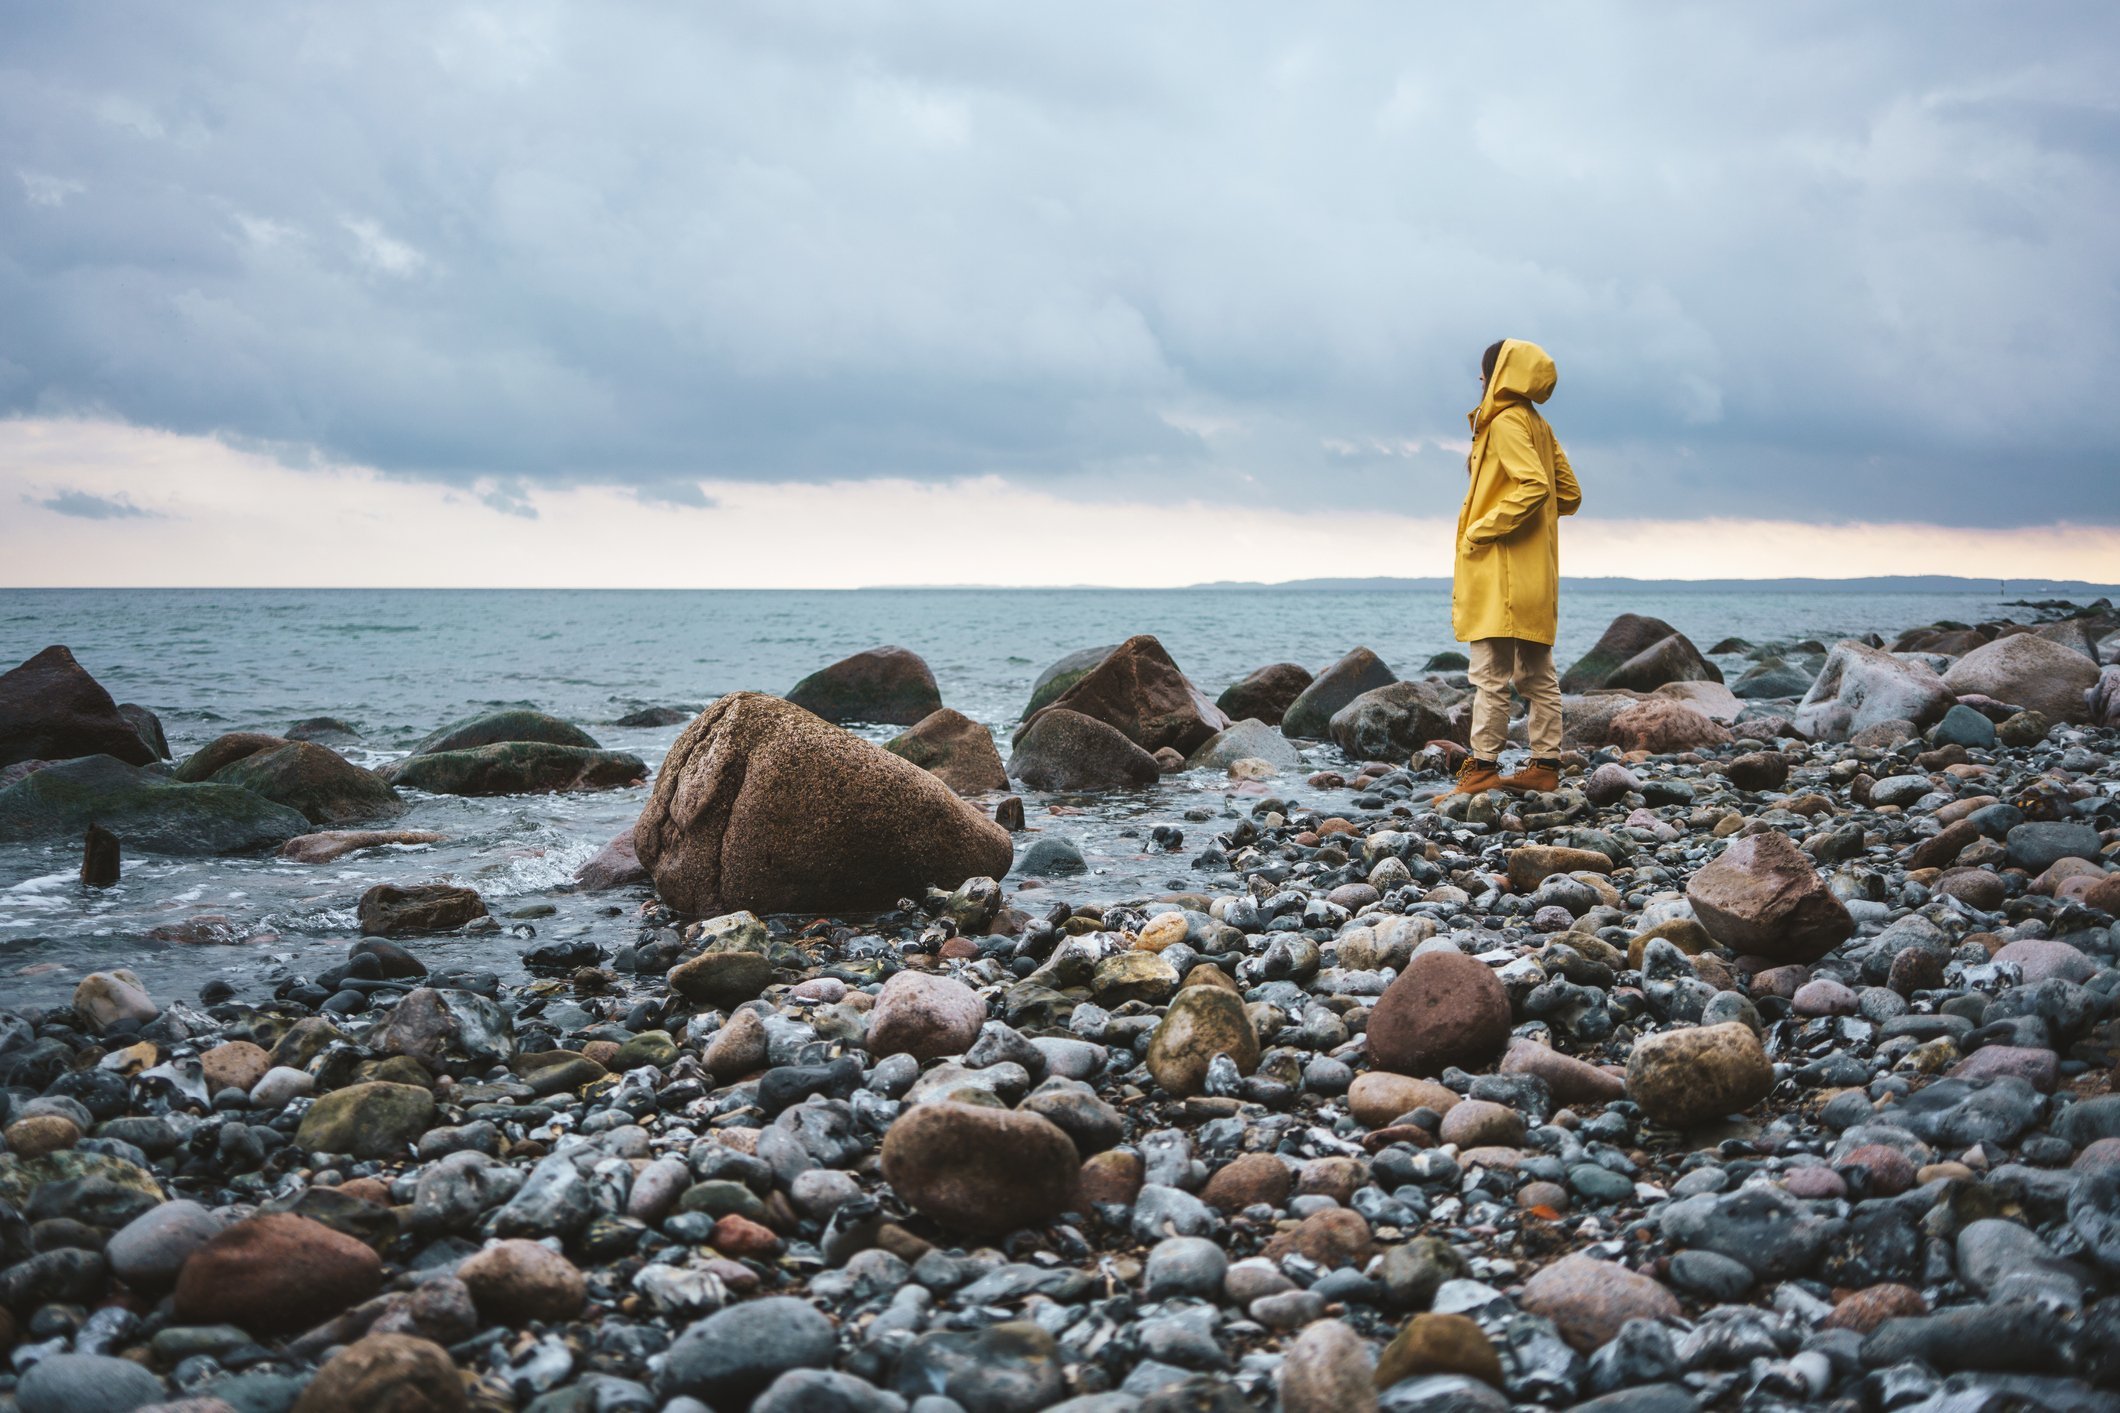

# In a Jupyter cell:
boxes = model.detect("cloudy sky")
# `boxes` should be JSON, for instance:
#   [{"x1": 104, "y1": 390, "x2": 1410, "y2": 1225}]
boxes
[{"x1": 3, "y1": 3, "x2": 2117, "y2": 586}]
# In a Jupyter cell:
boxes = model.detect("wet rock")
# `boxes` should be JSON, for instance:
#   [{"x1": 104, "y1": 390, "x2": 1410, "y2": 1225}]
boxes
[
  {"x1": 14, "y1": 1352, "x2": 167, "y2": 1413},
  {"x1": 0, "y1": 644, "x2": 161, "y2": 768},
  {"x1": 380, "y1": 741, "x2": 645, "y2": 795},
  {"x1": 1518, "y1": 1255, "x2": 1680, "y2": 1353},
  {"x1": 1658, "y1": 1184, "x2": 1833, "y2": 1278},
  {"x1": 669, "y1": 948, "x2": 774, "y2": 1007},
  {"x1": 0, "y1": 754, "x2": 309, "y2": 854},
  {"x1": 787, "y1": 645, "x2": 944, "y2": 725},
  {"x1": 868, "y1": 971, "x2": 987, "y2": 1059},
  {"x1": 1008, "y1": 706, "x2": 1162, "y2": 790},
  {"x1": 1684, "y1": 829, "x2": 1853, "y2": 963},
  {"x1": 638, "y1": 692, "x2": 1013, "y2": 914},
  {"x1": 1376, "y1": 1312, "x2": 1504, "y2": 1389},
  {"x1": 357, "y1": 881, "x2": 487, "y2": 936},
  {"x1": 1794, "y1": 640, "x2": 1956, "y2": 741},
  {"x1": 1350, "y1": 1072, "x2": 1462, "y2": 1127},
  {"x1": 1187, "y1": 718, "x2": 1305, "y2": 773},
  {"x1": 290, "y1": 1333, "x2": 465, "y2": 1413},
  {"x1": 1607, "y1": 698, "x2": 1731, "y2": 754},
  {"x1": 880, "y1": 1102, "x2": 1080, "y2": 1233},
  {"x1": 1283, "y1": 648, "x2": 1397, "y2": 740},
  {"x1": 1145, "y1": 985, "x2": 1259, "y2": 1097},
  {"x1": 1217, "y1": 662, "x2": 1314, "y2": 728},
  {"x1": 1858, "y1": 1300, "x2": 2071, "y2": 1374},
  {"x1": 204, "y1": 740, "x2": 403, "y2": 825},
  {"x1": 1279, "y1": 1317, "x2": 1377, "y2": 1413},
  {"x1": 410, "y1": 708, "x2": 599, "y2": 755},
  {"x1": 279, "y1": 829, "x2": 447, "y2": 863},
  {"x1": 74, "y1": 969, "x2": 159, "y2": 1030},
  {"x1": 1032, "y1": 633, "x2": 1229, "y2": 755},
  {"x1": 886, "y1": 708, "x2": 1009, "y2": 794},
  {"x1": 659, "y1": 1295, "x2": 837, "y2": 1404},
  {"x1": 1330, "y1": 681, "x2": 1463, "y2": 759},
  {"x1": 2004, "y1": 820, "x2": 2103, "y2": 873},
  {"x1": 1943, "y1": 632, "x2": 2100, "y2": 724},
  {"x1": 1020, "y1": 644, "x2": 1119, "y2": 721},
  {"x1": 1499, "y1": 1039, "x2": 1623, "y2": 1105},
  {"x1": 1367, "y1": 950, "x2": 1511, "y2": 1077},
  {"x1": 295, "y1": 1081, "x2": 436, "y2": 1160},
  {"x1": 1625, "y1": 1022, "x2": 1772, "y2": 1127},
  {"x1": 174, "y1": 1213, "x2": 383, "y2": 1335},
  {"x1": 1560, "y1": 615, "x2": 1720, "y2": 693},
  {"x1": 369, "y1": 987, "x2": 515, "y2": 1071},
  {"x1": 894, "y1": 1322, "x2": 1065, "y2": 1413},
  {"x1": 106, "y1": 1198, "x2": 222, "y2": 1291},
  {"x1": 574, "y1": 823, "x2": 648, "y2": 890},
  {"x1": 456, "y1": 1238, "x2": 586, "y2": 1322}
]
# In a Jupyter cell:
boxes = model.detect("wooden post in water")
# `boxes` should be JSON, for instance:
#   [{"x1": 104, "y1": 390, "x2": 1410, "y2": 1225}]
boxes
[{"x1": 81, "y1": 823, "x2": 120, "y2": 887}]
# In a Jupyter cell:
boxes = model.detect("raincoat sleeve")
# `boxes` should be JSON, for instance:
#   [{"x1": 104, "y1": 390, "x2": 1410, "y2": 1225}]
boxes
[
  {"x1": 1465, "y1": 412, "x2": 1551, "y2": 545},
  {"x1": 1554, "y1": 439, "x2": 1581, "y2": 517}
]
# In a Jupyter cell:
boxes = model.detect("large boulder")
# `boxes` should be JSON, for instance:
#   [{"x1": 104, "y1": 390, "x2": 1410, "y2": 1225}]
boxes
[
  {"x1": 116, "y1": 704, "x2": 170, "y2": 759},
  {"x1": 1685, "y1": 830, "x2": 1854, "y2": 963},
  {"x1": 0, "y1": 754, "x2": 308, "y2": 854},
  {"x1": 1561, "y1": 615, "x2": 1721, "y2": 692},
  {"x1": 409, "y1": 709, "x2": 599, "y2": 756},
  {"x1": 0, "y1": 646, "x2": 160, "y2": 769},
  {"x1": 1216, "y1": 663, "x2": 1315, "y2": 726},
  {"x1": 380, "y1": 742, "x2": 645, "y2": 795},
  {"x1": 886, "y1": 709, "x2": 1008, "y2": 794},
  {"x1": 1019, "y1": 645, "x2": 1120, "y2": 722},
  {"x1": 1943, "y1": 633, "x2": 2100, "y2": 725},
  {"x1": 1031, "y1": 634, "x2": 1228, "y2": 755},
  {"x1": 206, "y1": 741, "x2": 403, "y2": 825},
  {"x1": 1731, "y1": 658, "x2": 1816, "y2": 700},
  {"x1": 574, "y1": 824, "x2": 648, "y2": 890},
  {"x1": 1328, "y1": 680, "x2": 1465, "y2": 759},
  {"x1": 786, "y1": 646, "x2": 945, "y2": 725},
  {"x1": 1185, "y1": 718, "x2": 1305, "y2": 773},
  {"x1": 1558, "y1": 693, "x2": 1644, "y2": 750},
  {"x1": 1794, "y1": 641, "x2": 1955, "y2": 741},
  {"x1": 1282, "y1": 648, "x2": 1397, "y2": 740},
  {"x1": 635, "y1": 692, "x2": 1013, "y2": 916},
  {"x1": 2091, "y1": 666, "x2": 2120, "y2": 729},
  {"x1": 1007, "y1": 708, "x2": 1160, "y2": 791}
]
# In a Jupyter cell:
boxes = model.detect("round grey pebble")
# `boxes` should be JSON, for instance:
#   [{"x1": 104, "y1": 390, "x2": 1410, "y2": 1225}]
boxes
[
  {"x1": 1668, "y1": 1248, "x2": 1755, "y2": 1301},
  {"x1": 17, "y1": 1354, "x2": 167, "y2": 1413},
  {"x1": 1144, "y1": 1235, "x2": 1227, "y2": 1300}
]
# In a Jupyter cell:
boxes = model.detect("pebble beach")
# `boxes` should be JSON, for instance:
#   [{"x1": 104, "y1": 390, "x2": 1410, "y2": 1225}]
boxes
[{"x1": 3, "y1": 597, "x2": 2120, "y2": 1413}]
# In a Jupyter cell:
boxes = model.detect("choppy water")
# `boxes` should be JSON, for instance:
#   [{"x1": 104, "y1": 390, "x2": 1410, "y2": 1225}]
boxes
[{"x1": 0, "y1": 585, "x2": 2040, "y2": 1007}]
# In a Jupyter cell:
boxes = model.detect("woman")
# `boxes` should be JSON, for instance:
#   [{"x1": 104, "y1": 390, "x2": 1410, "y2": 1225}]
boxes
[{"x1": 1446, "y1": 338, "x2": 1580, "y2": 796}]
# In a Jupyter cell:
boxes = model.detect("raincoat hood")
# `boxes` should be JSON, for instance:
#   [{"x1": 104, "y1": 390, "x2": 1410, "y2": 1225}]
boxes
[{"x1": 1469, "y1": 339, "x2": 1558, "y2": 434}]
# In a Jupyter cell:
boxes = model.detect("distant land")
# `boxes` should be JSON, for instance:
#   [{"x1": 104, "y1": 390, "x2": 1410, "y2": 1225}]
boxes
[{"x1": 1180, "y1": 575, "x2": 2120, "y2": 596}]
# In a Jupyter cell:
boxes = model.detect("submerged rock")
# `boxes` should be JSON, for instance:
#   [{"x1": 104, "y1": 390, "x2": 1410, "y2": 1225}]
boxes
[
  {"x1": 380, "y1": 741, "x2": 645, "y2": 795},
  {"x1": 0, "y1": 754, "x2": 309, "y2": 854},
  {"x1": 1216, "y1": 661, "x2": 1314, "y2": 726},
  {"x1": 409, "y1": 708, "x2": 599, "y2": 755}
]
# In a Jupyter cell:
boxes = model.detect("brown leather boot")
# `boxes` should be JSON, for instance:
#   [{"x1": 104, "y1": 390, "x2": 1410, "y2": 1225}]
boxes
[
  {"x1": 1445, "y1": 757, "x2": 1506, "y2": 798},
  {"x1": 1500, "y1": 758, "x2": 1561, "y2": 793}
]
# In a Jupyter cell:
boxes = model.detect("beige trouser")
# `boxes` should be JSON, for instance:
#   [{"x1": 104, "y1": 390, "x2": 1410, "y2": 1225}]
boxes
[{"x1": 1468, "y1": 637, "x2": 1563, "y2": 759}]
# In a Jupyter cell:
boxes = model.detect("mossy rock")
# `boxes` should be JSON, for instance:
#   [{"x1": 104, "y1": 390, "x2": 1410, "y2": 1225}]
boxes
[
  {"x1": 295, "y1": 1081, "x2": 436, "y2": 1159},
  {"x1": 381, "y1": 742, "x2": 644, "y2": 796},
  {"x1": 0, "y1": 754, "x2": 308, "y2": 855},
  {"x1": 411, "y1": 709, "x2": 600, "y2": 755}
]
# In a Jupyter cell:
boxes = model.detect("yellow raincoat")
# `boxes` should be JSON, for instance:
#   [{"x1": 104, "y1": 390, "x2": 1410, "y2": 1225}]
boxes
[{"x1": 1451, "y1": 339, "x2": 1580, "y2": 645}]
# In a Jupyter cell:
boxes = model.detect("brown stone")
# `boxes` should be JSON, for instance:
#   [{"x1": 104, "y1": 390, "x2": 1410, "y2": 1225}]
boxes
[
  {"x1": 1032, "y1": 634, "x2": 1229, "y2": 756},
  {"x1": 1375, "y1": 1312, "x2": 1505, "y2": 1389},
  {"x1": 1607, "y1": 698, "x2": 1731, "y2": 754},
  {"x1": 1625, "y1": 1022, "x2": 1773, "y2": 1127},
  {"x1": 1943, "y1": 633, "x2": 2099, "y2": 724},
  {"x1": 879, "y1": 1102, "x2": 1080, "y2": 1234},
  {"x1": 291, "y1": 1333, "x2": 465, "y2": 1413},
  {"x1": 1499, "y1": 1038, "x2": 1626, "y2": 1106},
  {"x1": 1075, "y1": 1149, "x2": 1144, "y2": 1208},
  {"x1": 1280, "y1": 1318, "x2": 1378, "y2": 1413},
  {"x1": 0, "y1": 645, "x2": 161, "y2": 768},
  {"x1": 279, "y1": 829, "x2": 448, "y2": 864},
  {"x1": 1201, "y1": 1152, "x2": 1293, "y2": 1210},
  {"x1": 635, "y1": 692, "x2": 1013, "y2": 916},
  {"x1": 886, "y1": 708, "x2": 1009, "y2": 794},
  {"x1": 573, "y1": 824, "x2": 647, "y2": 890},
  {"x1": 1348, "y1": 1072, "x2": 1461, "y2": 1127},
  {"x1": 2, "y1": 1114, "x2": 79, "y2": 1160},
  {"x1": 175, "y1": 1213, "x2": 383, "y2": 1336},
  {"x1": 1145, "y1": 985, "x2": 1259, "y2": 1097},
  {"x1": 1262, "y1": 1207, "x2": 1373, "y2": 1269},
  {"x1": 1519, "y1": 1254, "x2": 1681, "y2": 1352},
  {"x1": 866, "y1": 971, "x2": 987, "y2": 1060},
  {"x1": 1904, "y1": 819, "x2": 1979, "y2": 872},
  {"x1": 1437, "y1": 1099, "x2": 1525, "y2": 1148},
  {"x1": 1366, "y1": 949, "x2": 1511, "y2": 1077},
  {"x1": 1216, "y1": 662, "x2": 1314, "y2": 727},
  {"x1": 357, "y1": 882, "x2": 487, "y2": 937},
  {"x1": 1506, "y1": 845, "x2": 1612, "y2": 892},
  {"x1": 201, "y1": 1041, "x2": 271, "y2": 1095},
  {"x1": 1820, "y1": 1283, "x2": 1929, "y2": 1334},
  {"x1": 1627, "y1": 917, "x2": 1717, "y2": 969},
  {"x1": 1685, "y1": 829, "x2": 1854, "y2": 963},
  {"x1": 456, "y1": 1239, "x2": 585, "y2": 1324}
]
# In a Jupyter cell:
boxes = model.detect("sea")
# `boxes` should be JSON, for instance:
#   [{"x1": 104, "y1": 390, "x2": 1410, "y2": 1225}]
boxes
[{"x1": 0, "y1": 585, "x2": 2066, "y2": 1008}]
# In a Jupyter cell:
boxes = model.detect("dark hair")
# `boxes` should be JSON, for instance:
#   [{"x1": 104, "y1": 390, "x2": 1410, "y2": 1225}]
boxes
[{"x1": 1481, "y1": 340, "x2": 1506, "y2": 382}]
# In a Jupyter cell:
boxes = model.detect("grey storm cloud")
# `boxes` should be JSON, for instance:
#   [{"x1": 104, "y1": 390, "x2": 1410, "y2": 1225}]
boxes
[
  {"x1": 31, "y1": 489, "x2": 161, "y2": 520},
  {"x1": 2, "y1": 2, "x2": 2117, "y2": 526}
]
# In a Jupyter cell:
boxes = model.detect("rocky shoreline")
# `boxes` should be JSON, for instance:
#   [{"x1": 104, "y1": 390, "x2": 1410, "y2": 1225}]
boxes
[{"x1": 1, "y1": 601, "x2": 2119, "y2": 1413}]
